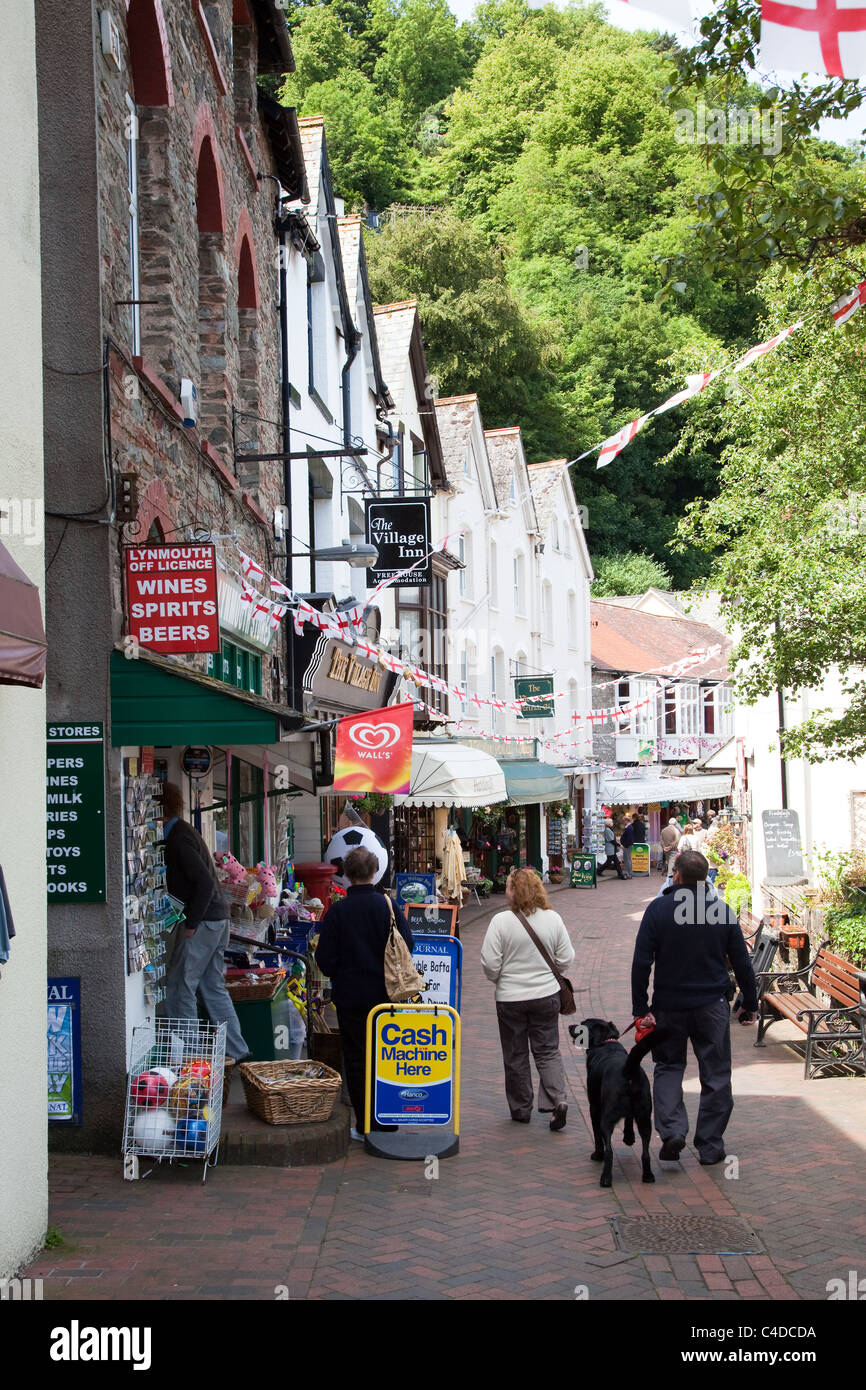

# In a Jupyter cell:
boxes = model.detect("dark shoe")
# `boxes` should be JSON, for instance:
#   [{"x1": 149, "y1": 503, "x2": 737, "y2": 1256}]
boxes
[
  {"x1": 510, "y1": 1113, "x2": 531, "y2": 1123},
  {"x1": 659, "y1": 1136, "x2": 686, "y2": 1161},
  {"x1": 549, "y1": 1103, "x2": 568, "y2": 1132},
  {"x1": 699, "y1": 1152, "x2": 726, "y2": 1166}
]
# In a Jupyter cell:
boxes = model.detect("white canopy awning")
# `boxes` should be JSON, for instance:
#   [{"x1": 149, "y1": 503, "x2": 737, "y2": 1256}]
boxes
[
  {"x1": 599, "y1": 773, "x2": 733, "y2": 805},
  {"x1": 394, "y1": 741, "x2": 507, "y2": 809}
]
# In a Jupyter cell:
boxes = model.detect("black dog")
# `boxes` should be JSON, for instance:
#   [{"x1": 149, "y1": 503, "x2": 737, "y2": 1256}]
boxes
[{"x1": 570, "y1": 1018, "x2": 664, "y2": 1189}]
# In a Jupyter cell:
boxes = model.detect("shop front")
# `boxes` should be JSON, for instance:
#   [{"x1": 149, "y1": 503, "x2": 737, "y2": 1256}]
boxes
[
  {"x1": 598, "y1": 772, "x2": 735, "y2": 867},
  {"x1": 109, "y1": 650, "x2": 317, "y2": 1033},
  {"x1": 392, "y1": 740, "x2": 507, "y2": 895}
]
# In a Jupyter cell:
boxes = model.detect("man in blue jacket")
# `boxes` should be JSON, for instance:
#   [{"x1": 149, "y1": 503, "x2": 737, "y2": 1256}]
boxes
[{"x1": 631, "y1": 850, "x2": 758, "y2": 1165}]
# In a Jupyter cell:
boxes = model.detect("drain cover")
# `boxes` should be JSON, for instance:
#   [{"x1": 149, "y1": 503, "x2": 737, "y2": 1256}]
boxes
[{"x1": 611, "y1": 1215, "x2": 763, "y2": 1254}]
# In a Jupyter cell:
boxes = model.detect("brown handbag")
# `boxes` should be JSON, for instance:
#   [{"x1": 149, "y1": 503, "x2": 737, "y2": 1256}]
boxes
[{"x1": 513, "y1": 909, "x2": 577, "y2": 1015}]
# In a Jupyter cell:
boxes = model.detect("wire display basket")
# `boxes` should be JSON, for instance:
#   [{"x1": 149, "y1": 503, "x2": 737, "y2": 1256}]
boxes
[{"x1": 122, "y1": 1017, "x2": 226, "y2": 1182}]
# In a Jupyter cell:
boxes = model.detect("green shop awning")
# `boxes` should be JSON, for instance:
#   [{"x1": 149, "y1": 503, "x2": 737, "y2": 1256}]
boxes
[
  {"x1": 499, "y1": 759, "x2": 568, "y2": 807},
  {"x1": 110, "y1": 650, "x2": 282, "y2": 747}
]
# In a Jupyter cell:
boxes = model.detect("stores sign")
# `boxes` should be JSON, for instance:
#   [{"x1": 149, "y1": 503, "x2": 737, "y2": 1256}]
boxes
[
  {"x1": 365, "y1": 498, "x2": 431, "y2": 587},
  {"x1": 46, "y1": 723, "x2": 106, "y2": 902},
  {"x1": 124, "y1": 544, "x2": 220, "y2": 654}
]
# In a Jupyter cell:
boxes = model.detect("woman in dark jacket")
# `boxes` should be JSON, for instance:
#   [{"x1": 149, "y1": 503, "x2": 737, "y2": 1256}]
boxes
[{"x1": 315, "y1": 847, "x2": 413, "y2": 1139}]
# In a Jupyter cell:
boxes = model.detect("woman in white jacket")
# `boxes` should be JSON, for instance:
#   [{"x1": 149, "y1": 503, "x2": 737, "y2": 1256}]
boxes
[{"x1": 480, "y1": 868, "x2": 575, "y2": 1131}]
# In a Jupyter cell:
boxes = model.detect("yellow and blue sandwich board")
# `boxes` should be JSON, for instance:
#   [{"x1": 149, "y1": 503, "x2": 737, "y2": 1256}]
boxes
[{"x1": 364, "y1": 1003, "x2": 461, "y2": 1160}]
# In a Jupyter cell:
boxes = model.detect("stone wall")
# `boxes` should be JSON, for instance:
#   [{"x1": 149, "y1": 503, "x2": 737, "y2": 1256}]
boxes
[{"x1": 98, "y1": 0, "x2": 285, "y2": 484}]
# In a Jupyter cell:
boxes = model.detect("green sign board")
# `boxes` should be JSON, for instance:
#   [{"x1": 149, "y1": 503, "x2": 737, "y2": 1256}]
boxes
[
  {"x1": 515, "y1": 674, "x2": 555, "y2": 719},
  {"x1": 46, "y1": 722, "x2": 106, "y2": 903},
  {"x1": 570, "y1": 855, "x2": 597, "y2": 888}
]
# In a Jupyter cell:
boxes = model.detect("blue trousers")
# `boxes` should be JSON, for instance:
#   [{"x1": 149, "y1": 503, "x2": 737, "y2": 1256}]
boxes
[{"x1": 164, "y1": 918, "x2": 248, "y2": 1060}]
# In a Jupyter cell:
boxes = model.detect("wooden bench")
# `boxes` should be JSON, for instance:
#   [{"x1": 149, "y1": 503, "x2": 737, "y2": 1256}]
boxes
[
  {"x1": 755, "y1": 940, "x2": 866, "y2": 1079},
  {"x1": 739, "y1": 909, "x2": 764, "y2": 950}
]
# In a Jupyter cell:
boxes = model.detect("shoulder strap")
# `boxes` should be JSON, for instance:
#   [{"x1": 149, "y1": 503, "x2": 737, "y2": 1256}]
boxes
[{"x1": 513, "y1": 908, "x2": 566, "y2": 986}]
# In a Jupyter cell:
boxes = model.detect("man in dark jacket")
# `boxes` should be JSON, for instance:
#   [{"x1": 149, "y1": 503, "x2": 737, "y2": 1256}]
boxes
[
  {"x1": 315, "y1": 846, "x2": 413, "y2": 1139},
  {"x1": 631, "y1": 850, "x2": 758, "y2": 1165},
  {"x1": 162, "y1": 782, "x2": 249, "y2": 1061},
  {"x1": 619, "y1": 817, "x2": 635, "y2": 879}
]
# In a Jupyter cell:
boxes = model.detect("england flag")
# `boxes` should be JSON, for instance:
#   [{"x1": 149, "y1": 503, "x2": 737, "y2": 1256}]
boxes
[
  {"x1": 830, "y1": 279, "x2": 866, "y2": 325},
  {"x1": 760, "y1": 0, "x2": 866, "y2": 79}
]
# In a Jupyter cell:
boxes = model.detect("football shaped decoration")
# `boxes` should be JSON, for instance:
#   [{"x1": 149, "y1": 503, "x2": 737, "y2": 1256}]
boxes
[
  {"x1": 133, "y1": 1107, "x2": 176, "y2": 1154},
  {"x1": 132, "y1": 1070, "x2": 169, "y2": 1110},
  {"x1": 324, "y1": 825, "x2": 389, "y2": 889}
]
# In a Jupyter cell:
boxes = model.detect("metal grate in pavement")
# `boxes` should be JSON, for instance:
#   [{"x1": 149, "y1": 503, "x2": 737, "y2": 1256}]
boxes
[{"x1": 611, "y1": 1214, "x2": 763, "y2": 1254}]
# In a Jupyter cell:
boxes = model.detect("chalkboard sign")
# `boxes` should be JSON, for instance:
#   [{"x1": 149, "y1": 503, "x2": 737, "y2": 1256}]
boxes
[
  {"x1": 762, "y1": 809, "x2": 806, "y2": 879},
  {"x1": 405, "y1": 903, "x2": 458, "y2": 938}
]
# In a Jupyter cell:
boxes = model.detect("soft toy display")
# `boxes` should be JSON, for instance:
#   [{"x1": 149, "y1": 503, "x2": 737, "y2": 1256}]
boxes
[
  {"x1": 215, "y1": 851, "x2": 246, "y2": 886},
  {"x1": 256, "y1": 862, "x2": 278, "y2": 902}
]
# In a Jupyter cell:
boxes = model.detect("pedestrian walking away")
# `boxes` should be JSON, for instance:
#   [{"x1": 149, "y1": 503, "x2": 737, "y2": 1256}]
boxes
[
  {"x1": 314, "y1": 847, "x2": 414, "y2": 1141},
  {"x1": 659, "y1": 816, "x2": 681, "y2": 878},
  {"x1": 162, "y1": 782, "x2": 250, "y2": 1063},
  {"x1": 630, "y1": 850, "x2": 758, "y2": 1165},
  {"x1": 480, "y1": 867, "x2": 574, "y2": 1130},
  {"x1": 598, "y1": 817, "x2": 625, "y2": 878},
  {"x1": 620, "y1": 816, "x2": 635, "y2": 879}
]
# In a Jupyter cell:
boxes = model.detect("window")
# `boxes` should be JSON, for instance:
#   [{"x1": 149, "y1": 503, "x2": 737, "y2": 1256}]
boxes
[
  {"x1": 509, "y1": 473, "x2": 517, "y2": 504},
  {"x1": 206, "y1": 640, "x2": 262, "y2": 695},
  {"x1": 567, "y1": 590, "x2": 577, "y2": 649},
  {"x1": 463, "y1": 446, "x2": 472, "y2": 478},
  {"x1": 664, "y1": 686, "x2": 677, "y2": 735},
  {"x1": 458, "y1": 531, "x2": 472, "y2": 598},
  {"x1": 678, "y1": 683, "x2": 701, "y2": 736},
  {"x1": 542, "y1": 581, "x2": 553, "y2": 642},
  {"x1": 395, "y1": 565, "x2": 449, "y2": 714},
  {"x1": 196, "y1": 120, "x2": 229, "y2": 444},
  {"x1": 513, "y1": 552, "x2": 524, "y2": 614},
  {"x1": 702, "y1": 685, "x2": 716, "y2": 735},
  {"x1": 306, "y1": 251, "x2": 328, "y2": 407},
  {"x1": 551, "y1": 517, "x2": 560, "y2": 551},
  {"x1": 489, "y1": 540, "x2": 498, "y2": 608},
  {"x1": 126, "y1": 95, "x2": 141, "y2": 356}
]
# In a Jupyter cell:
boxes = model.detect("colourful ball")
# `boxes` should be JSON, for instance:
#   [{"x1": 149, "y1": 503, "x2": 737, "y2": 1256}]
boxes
[
  {"x1": 133, "y1": 1107, "x2": 176, "y2": 1154},
  {"x1": 168, "y1": 1077, "x2": 208, "y2": 1117},
  {"x1": 132, "y1": 1071, "x2": 169, "y2": 1110},
  {"x1": 175, "y1": 1118, "x2": 208, "y2": 1154}
]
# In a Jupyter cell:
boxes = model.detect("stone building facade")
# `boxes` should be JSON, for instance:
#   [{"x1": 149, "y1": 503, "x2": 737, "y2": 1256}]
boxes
[{"x1": 36, "y1": 0, "x2": 306, "y2": 1151}]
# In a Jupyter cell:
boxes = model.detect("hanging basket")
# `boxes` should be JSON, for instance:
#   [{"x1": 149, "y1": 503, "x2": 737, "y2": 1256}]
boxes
[{"x1": 239, "y1": 1059, "x2": 342, "y2": 1126}]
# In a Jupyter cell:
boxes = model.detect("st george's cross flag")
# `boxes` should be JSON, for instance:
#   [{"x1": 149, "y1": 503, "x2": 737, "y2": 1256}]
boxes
[
  {"x1": 830, "y1": 280, "x2": 866, "y2": 325},
  {"x1": 760, "y1": 0, "x2": 866, "y2": 79},
  {"x1": 732, "y1": 320, "x2": 803, "y2": 372},
  {"x1": 596, "y1": 414, "x2": 654, "y2": 469}
]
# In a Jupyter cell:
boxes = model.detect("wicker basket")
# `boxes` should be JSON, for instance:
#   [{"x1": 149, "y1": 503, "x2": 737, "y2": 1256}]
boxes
[
  {"x1": 225, "y1": 969, "x2": 286, "y2": 1002},
  {"x1": 239, "y1": 1060, "x2": 342, "y2": 1126}
]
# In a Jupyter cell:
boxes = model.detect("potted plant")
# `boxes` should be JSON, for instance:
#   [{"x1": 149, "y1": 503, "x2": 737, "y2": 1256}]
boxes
[
  {"x1": 492, "y1": 867, "x2": 508, "y2": 893},
  {"x1": 544, "y1": 800, "x2": 572, "y2": 821},
  {"x1": 477, "y1": 877, "x2": 493, "y2": 898},
  {"x1": 548, "y1": 856, "x2": 564, "y2": 884},
  {"x1": 350, "y1": 792, "x2": 394, "y2": 817}
]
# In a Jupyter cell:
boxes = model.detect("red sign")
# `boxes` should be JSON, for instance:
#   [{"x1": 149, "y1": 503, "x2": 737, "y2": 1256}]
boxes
[
  {"x1": 124, "y1": 545, "x2": 220, "y2": 655},
  {"x1": 334, "y1": 702, "x2": 414, "y2": 795}
]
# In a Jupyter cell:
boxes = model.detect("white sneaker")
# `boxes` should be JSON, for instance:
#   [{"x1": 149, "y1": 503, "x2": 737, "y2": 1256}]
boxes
[{"x1": 349, "y1": 1127, "x2": 364, "y2": 1142}]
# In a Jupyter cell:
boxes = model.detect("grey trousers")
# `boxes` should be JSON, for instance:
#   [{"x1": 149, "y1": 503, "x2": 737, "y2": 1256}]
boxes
[
  {"x1": 622, "y1": 845, "x2": 633, "y2": 878},
  {"x1": 164, "y1": 918, "x2": 248, "y2": 1060},
  {"x1": 495, "y1": 992, "x2": 568, "y2": 1118},
  {"x1": 651, "y1": 997, "x2": 733, "y2": 1161}
]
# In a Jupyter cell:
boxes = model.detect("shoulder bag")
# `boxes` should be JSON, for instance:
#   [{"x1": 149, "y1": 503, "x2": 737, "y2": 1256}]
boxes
[
  {"x1": 383, "y1": 894, "x2": 425, "y2": 1003},
  {"x1": 513, "y1": 908, "x2": 576, "y2": 1015}
]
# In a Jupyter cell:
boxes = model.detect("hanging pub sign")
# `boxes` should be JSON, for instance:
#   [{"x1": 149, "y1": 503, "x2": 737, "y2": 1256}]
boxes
[
  {"x1": 515, "y1": 675, "x2": 555, "y2": 719},
  {"x1": 365, "y1": 497, "x2": 431, "y2": 588},
  {"x1": 334, "y1": 701, "x2": 415, "y2": 794},
  {"x1": 46, "y1": 723, "x2": 106, "y2": 903},
  {"x1": 124, "y1": 544, "x2": 220, "y2": 655}
]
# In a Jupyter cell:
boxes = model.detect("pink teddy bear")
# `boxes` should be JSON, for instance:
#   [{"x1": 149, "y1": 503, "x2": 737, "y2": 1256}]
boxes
[
  {"x1": 256, "y1": 862, "x2": 278, "y2": 900},
  {"x1": 215, "y1": 851, "x2": 246, "y2": 885}
]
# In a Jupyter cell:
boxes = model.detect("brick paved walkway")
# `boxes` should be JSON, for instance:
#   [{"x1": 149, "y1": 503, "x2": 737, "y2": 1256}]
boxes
[{"x1": 23, "y1": 878, "x2": 866, "y2": 1300}]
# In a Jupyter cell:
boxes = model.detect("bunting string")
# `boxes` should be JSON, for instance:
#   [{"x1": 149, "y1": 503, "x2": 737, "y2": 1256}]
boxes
[{"x1": 573, "y1": 278, "x2": 866, "y2": 471}]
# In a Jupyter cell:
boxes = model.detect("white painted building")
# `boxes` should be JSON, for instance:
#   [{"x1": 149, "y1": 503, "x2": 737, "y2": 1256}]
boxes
[{"x1": 0, "y1": 0, "x2": 48, "y2": 1276}]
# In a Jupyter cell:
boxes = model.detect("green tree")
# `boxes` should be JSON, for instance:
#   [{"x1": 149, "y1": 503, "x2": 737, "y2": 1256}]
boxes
[
  {"x1": 591, "y1": 552, "x2": 672, "y2": 596},
  {"x1": 364, "y1": 208, "x2": 576, "y2": 458},
  {"x1": 675, "y1": 261, "x2": 866, "y2": 760},
  {"x1": 374, "y1": 0, "x2": 474, "y2": 123}
]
